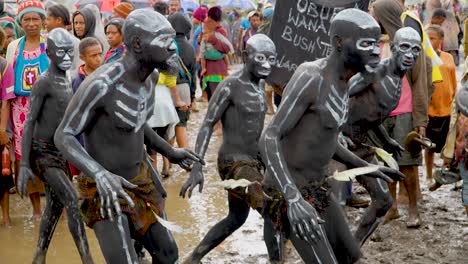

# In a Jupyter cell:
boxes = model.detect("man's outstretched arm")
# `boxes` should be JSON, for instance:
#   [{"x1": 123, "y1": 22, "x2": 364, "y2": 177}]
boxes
[{"x1": 180, "y1": 80, "x2": 231, "y2": 198}]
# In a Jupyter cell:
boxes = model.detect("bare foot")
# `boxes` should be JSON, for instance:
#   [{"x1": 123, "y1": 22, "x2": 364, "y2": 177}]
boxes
[
  {"x1": 406, "y1": 210, "x2": 421, "y2": 228},
  {"x1": 426, "y1": 177, "x2": 434, "y2": 186},
  {"x1": 267, "y1": 108, "x2": 274, "y2": 115},
  {"x1": 31, "y1": 213, "x2": 42, "y2": 222},
  {"x1": 383, "y1": 207, "x2": 400, "y2": 224},
  {"x1": 2, "y1": 217, "x2": 11, "y2": 227},
  {"x1": 161, "y1": 168, "x2": 172, "y2": 178}
]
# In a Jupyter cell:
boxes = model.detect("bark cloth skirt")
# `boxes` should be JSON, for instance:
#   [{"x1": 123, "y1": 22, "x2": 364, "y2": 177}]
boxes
[{"x1": 77, "y1": 161, "x2": 165, "y2": 237}]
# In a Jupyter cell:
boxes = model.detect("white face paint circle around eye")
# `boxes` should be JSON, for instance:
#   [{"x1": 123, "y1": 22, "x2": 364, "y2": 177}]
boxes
[
  {"x1": 150, "y1": 32, "x2": 176, "y2": 48},
  {"x1": 268, "y1": 56, "x2": 276, "y2": 65},
  {"x1": 397, "y1": 42, "x2": 421, "y2": 56},
  {"x1": 356, "y1": 38, "x2": 377, "y2": 51},
  {"x1": 56, "y1": 49, "x2": 65, "y2": 57},
  {"x1": 254, "y1": 54, "x2": 266, "y2": 63}
]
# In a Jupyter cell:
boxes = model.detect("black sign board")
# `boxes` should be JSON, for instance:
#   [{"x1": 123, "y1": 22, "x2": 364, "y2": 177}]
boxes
[{"x1": 267, "y1": 0, "x2": 370, "y2": 88}]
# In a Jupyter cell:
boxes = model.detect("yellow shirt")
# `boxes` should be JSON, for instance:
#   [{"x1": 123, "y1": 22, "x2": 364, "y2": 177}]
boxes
[
  {"x1": 157, "y1": 72, "x2": 177, "y2": 88},
  {"x1": 429, "y1": 51, "x2": 457, "y2": 117}
]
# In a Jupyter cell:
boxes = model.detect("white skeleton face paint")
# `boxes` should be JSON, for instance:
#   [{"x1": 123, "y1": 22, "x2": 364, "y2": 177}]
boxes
[
  {"x1": 392, "y1": 27, "x2": 422, "y2": 72},
  {"x1": 47, "y1": 28, "x2": 75, "y2": 72},
  {"x1": 331, "y1": 9, "x2": 381, "y2": 70},
  {"x1": 251, "y1": 52, "x2": 276, "y2": 77},
  {"x1": 245, "y1": 34, "x2": 277, "y2": 79},
  {"x1": 56, "y1": 49, "x2": 74, "y2": 71}
]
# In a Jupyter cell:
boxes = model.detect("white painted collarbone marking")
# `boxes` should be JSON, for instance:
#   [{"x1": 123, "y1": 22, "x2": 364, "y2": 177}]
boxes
[
  {"x1": 325, "y1": 85, "x2": 349, "y2": 127},
  {"x1": 238, "y1": 78, "x2": 261, "y2": 92},
  {"x1": 380, "y1": 75, "x2": 401, "y2": 99}
]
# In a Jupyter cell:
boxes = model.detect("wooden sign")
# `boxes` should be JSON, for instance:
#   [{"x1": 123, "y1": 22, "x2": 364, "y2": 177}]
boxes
[{"x1": 267, "y1": 0, "x2": 371, "y2": 88}]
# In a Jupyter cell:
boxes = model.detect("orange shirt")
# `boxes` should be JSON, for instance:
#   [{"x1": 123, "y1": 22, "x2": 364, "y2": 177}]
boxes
[{"x1": 429, "y1": 51, "x2": 457, "y2": 117}]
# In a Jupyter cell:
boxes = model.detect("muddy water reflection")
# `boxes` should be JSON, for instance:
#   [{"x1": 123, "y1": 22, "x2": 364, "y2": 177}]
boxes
[{"x1": 0, "y1": 105, "x2": 270, "y2": 263}]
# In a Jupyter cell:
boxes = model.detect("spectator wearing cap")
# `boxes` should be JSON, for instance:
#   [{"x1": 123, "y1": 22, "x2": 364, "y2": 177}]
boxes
[
  {"x1": 3, "y1": 0, "x2": 48, "y2": 220},
  {"x1": 104, "y1": 18, "x2": 124, "y2": 64},
  {"x1": 112, "y1": 2, "x2": 134, "y2": 19},
  {"x1": 192, "y1": 6, "x2": 207, "y2": 32},
  {"x1": 191, "y1": 6, "x2": 207, "y2": 55},
  {"x1": 258, "y1": 7, "x2": 273, "y2": 34},
  {"x1": 239, "y1": 11, "x2": 260, "y2": 52},
  {"x1": 46, "y1": 4, "x2": 82, "y2": 74}
]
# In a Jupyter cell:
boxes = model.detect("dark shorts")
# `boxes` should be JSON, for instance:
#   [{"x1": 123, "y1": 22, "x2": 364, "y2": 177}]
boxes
[
  {"x1": 217, "y1": 155, "x2": 266, "y2": 210},
  {"x1": 426, "y1": 116, "x2": 450, "y2": 153},
  {"x1": 30, "y1": 138, "x2": 70, "y2": 182},
  {"x1": 147, "y1": 126, "x2": 169, "y2": 156},
  {"x1": 206, "y1": 82, "x2": 219, "y2": 101},
  {"x1": 77, "y1": 161, "x2": 164, "y2": 237},
  {"x1": 370, "y1": 113, "x2": 422, "y2": 166},
  {"x1": 176, "y1": 108, "x2": 190, "y2": 127}
]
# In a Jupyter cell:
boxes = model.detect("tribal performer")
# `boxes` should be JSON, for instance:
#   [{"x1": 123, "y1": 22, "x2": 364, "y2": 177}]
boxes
[
  {"x1": 180, "y1": 34, "x2": 277, "y2": 263},
  {"x1": 54, "y1": 9, "x2": 203, "y2": 264},
  {"x1": 18, "y1": 28, "x2": 94, "y2": 264},
  {"x1": 259, "y1": 9, "x2": 405, "y2": 264},
  {"x1": 342, "y1": 27, "x2": 422, "y2": 245}
]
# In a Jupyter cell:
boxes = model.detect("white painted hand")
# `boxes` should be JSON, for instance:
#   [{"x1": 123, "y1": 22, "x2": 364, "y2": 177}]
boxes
[{"x1": 94, "y1": 170, "x2": 138, "y2": 221}]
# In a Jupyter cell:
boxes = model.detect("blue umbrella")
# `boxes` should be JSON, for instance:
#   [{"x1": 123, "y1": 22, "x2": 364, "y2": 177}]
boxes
[
  {"x1": 181, "y1": 0, "x2": 200, "y2": 12},
  {"x1": 216, "y1": 0, "x2": 257, "y2": 10}
]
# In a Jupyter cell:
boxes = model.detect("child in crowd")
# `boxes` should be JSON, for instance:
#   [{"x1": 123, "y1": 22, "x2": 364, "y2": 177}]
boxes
[
  {"x1": 103, "y1": 18, "x2": 124, "y2": 64},
  {"x1": 0, "y1": 27, "x2": 15, "y2": 226},
  {"x1": 425, "y1": 25, "x2": 457, "y2": 183},
  {"x1": 70, "y1": 37, "x2": 102, "y2": 176},
  {"x1": 72, "y1": 37, "x2": 103, "y2": 92}
]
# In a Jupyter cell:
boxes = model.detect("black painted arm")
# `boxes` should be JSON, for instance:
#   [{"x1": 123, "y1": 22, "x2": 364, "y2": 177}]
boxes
[
  {"x1": 54, "y1": 79, "x2": 108, "y2": 179},
  {"x1": 20, "y1": 78, "x2": 47, "y2": 166}
]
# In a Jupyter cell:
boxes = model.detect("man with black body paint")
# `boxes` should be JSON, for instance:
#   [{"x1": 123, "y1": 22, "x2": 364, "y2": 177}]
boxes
[
  {"x1": 342, "y1": 27, "x2": 422, "y2": 246},
  {"x1": 18, "y1": 28, "x2": 93, "y2": 263},
  {"x1": 180, "y1": 34, "x2": 279, "y2": 263},
  {"x1": 54, "y1": 10, "x2": 203, "y2": 264},
  {"x1": 259, "y1": 9, "x2": 405, "y2": 264},
  {"x1": 17, "y1": 28, "x2": 94, "y2": 264}
]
